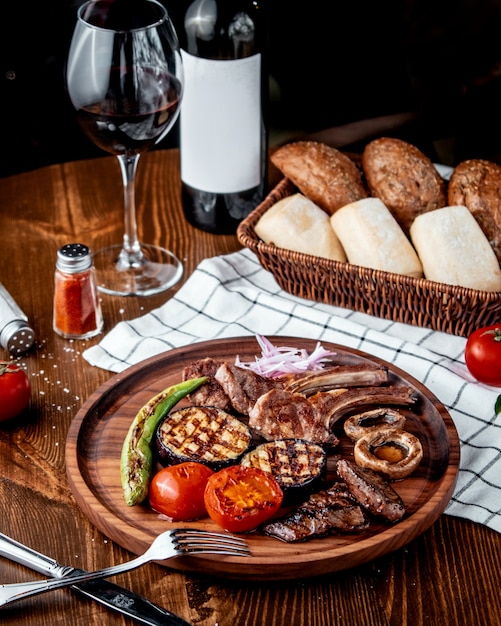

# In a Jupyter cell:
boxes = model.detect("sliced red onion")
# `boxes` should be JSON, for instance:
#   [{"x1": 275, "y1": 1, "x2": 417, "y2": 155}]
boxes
[{"x1": 235, "y1": 335, "x2": 337, "y2": 378}]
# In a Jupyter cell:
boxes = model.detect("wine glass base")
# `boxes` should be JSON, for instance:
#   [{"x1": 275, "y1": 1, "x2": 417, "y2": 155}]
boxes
[{"x1": 92, "y1": 244, "x2": 183, "y2": 297}]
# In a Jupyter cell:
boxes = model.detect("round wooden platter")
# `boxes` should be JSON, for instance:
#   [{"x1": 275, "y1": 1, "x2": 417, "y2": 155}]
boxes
[{"x1": 65, "y1": 336, "x2": 460, "y2": 581}]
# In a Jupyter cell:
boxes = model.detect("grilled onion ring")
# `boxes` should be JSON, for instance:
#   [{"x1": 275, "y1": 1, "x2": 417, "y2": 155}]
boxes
[
  {"x1": 344, "y1": 408, "x2": 406, "y2": 442},
  {"x1": 354, "y1": 428, "x2": 423, "y2": 479}
]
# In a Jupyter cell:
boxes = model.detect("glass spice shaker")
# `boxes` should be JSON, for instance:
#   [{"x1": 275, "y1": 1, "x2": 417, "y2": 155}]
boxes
[
  {"x1": 53, "y1": 243, "x2": 103, "y2": 340},
  {"x1": 0, "y1": 283, "x2": 36, "y2": 355}
]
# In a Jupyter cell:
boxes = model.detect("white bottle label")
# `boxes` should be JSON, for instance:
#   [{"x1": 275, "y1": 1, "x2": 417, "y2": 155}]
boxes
[{"x1": 180, "y1": 51, "x2": 262, "y2": 193}]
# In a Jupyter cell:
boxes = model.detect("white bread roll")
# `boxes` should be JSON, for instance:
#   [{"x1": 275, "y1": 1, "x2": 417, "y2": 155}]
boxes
[
  {"x1": 254, "y1": 193, "x2": 347, "y2": 261},
  {"x1": 330, "y1": 197, "x2": 423, "y2": 277},
  {"x1": 409, "y1": 205, "x2": 501, "y2": 291}
]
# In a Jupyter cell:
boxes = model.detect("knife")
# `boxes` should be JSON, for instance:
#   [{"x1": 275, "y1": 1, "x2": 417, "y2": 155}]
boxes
[{"x1": 0, "y1": 531, "x2": 191, "y2": 626}]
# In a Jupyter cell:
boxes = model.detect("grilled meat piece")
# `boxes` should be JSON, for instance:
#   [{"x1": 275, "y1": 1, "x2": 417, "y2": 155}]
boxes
[
  {"x1": 248, "y1": 388, "x2": 342, "y2": 445},
  {"x1": 182, "y1": 357, "x2": 232, "y2": 410},
  {"x1": 262, "y1": 482, "x2": 370, "y2": 542},
  {"x1": 336, "y1": 458, "x2": 406, "y2": 522},
  {"x1": 214, "y1": 362, "x2": 279, "y2": 415},
  {"x1": 248, "y1": 385, "x2": 417, "y2": 445}
]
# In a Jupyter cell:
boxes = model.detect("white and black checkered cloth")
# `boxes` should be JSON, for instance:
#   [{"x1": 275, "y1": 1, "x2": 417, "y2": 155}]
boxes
[{"x1": 84, "y1": 249, "x2": 501, "y2": 534}]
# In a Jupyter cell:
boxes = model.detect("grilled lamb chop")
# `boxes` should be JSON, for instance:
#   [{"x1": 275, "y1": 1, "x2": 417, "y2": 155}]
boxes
[
  {"x1": 248, "y1": 388, "x2": 343, "y2": 445},
  {"x1": 262, "y1": 482, "x2": 370, "y2": 542},
  {"x1": 311, "y1": 385, "x2": 418, "y2": 428},
  {"x1": 183, "y1": 358, "x2": 391, "y2": 417},
  {"x1": 336, "y1": 458, "x2": 406, "y2": 522},
  {"x1": 248, "y1": 385, "x2": 417, "y2": 445}
]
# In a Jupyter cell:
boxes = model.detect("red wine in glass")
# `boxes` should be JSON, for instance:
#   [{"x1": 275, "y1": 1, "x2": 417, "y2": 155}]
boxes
[
  {"x1": 67, "y1": 0, "x2": 184, "y2": 296},
  {"x1": 76, "y1": 68, "x2": 182, "y2": 155}
]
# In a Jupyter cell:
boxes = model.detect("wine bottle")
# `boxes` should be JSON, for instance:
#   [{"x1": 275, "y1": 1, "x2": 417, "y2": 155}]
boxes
[{"x1": 171, "y1": 0, "x2": 268, "y2": 234}]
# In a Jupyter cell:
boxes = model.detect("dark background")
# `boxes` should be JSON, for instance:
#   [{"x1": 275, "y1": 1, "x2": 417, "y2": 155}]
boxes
[{"x1": 2, "y1": 0, "x2": 501, "y2": 177}]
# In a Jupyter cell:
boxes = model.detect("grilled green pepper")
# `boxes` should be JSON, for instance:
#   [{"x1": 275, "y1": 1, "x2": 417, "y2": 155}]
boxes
[{"x1": 120, "y1": 377, "x2": 207, "y2": 506}]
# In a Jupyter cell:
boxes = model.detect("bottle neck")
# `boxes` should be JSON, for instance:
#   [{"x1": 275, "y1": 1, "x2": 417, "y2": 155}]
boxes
[{"x1": 175, "y1": 0, "x2": 266, "y2": 60}]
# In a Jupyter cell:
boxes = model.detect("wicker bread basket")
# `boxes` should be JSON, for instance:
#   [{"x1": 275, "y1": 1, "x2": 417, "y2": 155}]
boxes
[{"x1": 237, "y1": 177, "x2": 501, "y2": 338}]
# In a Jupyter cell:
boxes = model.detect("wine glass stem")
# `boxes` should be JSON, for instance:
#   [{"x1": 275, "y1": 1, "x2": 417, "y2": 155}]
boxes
[{"x1": 117, "y1": 154, "x2": 144, "y2": 267}]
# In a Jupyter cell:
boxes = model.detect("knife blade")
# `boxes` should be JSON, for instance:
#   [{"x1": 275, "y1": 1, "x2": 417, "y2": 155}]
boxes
[{"x1": 0, "y1": 531, "x2": 191, "y2": 626}]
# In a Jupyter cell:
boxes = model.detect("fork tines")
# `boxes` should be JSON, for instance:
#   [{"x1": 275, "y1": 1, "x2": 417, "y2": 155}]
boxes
[{"x1": 173, "y1": 528, "x2": 251, "y2": 556}]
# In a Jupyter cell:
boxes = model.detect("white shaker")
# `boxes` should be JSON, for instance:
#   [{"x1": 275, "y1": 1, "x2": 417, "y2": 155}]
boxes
[{"x1": 0, "y1": 283, "x2": 35, "y2": 356}]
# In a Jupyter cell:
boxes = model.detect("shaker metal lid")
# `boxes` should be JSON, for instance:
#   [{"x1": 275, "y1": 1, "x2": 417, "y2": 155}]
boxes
[
  {"x1": 56, "y1": 243, "x2": 92, "y2": 273},
  {"x1": 0, "y1": 320, "x2": 35, "y2": 356}
]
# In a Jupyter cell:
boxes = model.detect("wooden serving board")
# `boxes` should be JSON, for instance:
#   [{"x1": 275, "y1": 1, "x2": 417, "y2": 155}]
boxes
[{"x1": 65, "y1": 336, "x2": 460, "y2": 581}]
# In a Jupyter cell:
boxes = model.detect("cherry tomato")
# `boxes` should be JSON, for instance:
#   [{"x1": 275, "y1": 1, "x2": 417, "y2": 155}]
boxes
[
  {"x1": 0, "y1": 362, "x2": 31, "y2": 423},
  {"x1": 204, "y1": 465, "x2": 283, "y2": 533},
  {"x1": 148, "y1": 462, "x2": 214, "y2": 521},
  {"x1": 464, "y1": 324, "x2": 501, "y2": 387}
]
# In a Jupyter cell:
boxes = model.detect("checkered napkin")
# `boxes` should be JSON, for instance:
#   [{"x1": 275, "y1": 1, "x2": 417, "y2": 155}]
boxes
[{"x1": 84, "y1": 248, "x2": 501, "y2": 534}]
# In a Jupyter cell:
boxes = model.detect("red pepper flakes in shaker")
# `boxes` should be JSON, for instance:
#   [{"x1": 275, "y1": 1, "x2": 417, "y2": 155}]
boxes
[{"x1": 53, "y1": 243, "x2": 103, "y2": 339}]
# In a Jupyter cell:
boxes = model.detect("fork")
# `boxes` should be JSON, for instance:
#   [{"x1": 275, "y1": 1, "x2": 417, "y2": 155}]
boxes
[{"x1": 0, "y1": 528, "x2": 250, "y2": 608}]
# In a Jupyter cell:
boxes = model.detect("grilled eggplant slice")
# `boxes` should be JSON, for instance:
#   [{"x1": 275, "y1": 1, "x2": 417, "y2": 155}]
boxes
[
  {"x1": 240, "y1": 438, "x2": 327, "y2": 503},
  {"x1": 155, "y1": 406, "x2": 252, "y2": 470}
]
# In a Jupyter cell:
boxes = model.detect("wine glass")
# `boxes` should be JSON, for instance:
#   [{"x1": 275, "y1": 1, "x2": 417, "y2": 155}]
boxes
[{"x1": 66, "y1": 0, "x2": 183, "y2": 296}]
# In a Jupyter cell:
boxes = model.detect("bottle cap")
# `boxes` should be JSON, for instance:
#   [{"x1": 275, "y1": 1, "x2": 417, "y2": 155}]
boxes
[
  {"x1": 0, "y1": 320, "x2": 36, "y2": 356},
  {"x1": 56, "y1": 243, "x2": 92, "y2": 273}
]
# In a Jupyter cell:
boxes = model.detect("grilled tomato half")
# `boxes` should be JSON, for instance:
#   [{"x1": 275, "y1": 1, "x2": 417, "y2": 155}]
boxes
[
  {"x1": 149, "y1": 462, "x2": 214, "y2": 521},
  {"x1": 204, "y1": 465, "x2": 283, "y2": 533}
]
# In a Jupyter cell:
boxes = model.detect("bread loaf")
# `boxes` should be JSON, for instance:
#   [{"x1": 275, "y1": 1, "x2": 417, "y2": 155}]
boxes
[
  {"x1": 271, "y1": 141, "x2": 367, "y2": 215},
  {"x1": 409, "y1": 205, "x2": 501, "y2": 291},
  {"x1": 254, "y1": 193, "x2": 347, "y2": 261},
  {"x1": 447, "y1": 159, "x2": 501, "y2": 264},
  {"x1": 362, "y1": 137, "x2": 446, "y2": 235},
  {"x1": 330, "y1": 197, "x2": 423, "y2": 277}
]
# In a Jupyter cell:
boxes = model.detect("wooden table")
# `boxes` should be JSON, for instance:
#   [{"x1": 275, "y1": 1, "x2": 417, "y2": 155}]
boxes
[{"x1": 0, "y1": 149, "x2": 500, "y2": 626}]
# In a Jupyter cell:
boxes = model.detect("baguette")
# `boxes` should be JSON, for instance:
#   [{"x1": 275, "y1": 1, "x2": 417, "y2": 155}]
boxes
[{"x1": 409, "y1": 205, "x2": 501, "y2": 291}]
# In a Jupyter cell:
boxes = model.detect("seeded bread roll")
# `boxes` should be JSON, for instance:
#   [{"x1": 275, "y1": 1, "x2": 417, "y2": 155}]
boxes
[
  {"x1": 270, "y1": 141, "x2": 368, "y2": 215},
  {"x1": 330, "y1": 197, "x2": 423, "y2": 277},
  {"x1": 254, "y1": 193, "x2": 347, "y2": 261},
  {"x1": 362, "y1": 137, "x2": 447, "y2": 235},
  {"x1": 409, "y1": 205, "x2": 501, "y2": 292},
  {"x1": 447, "y1": 159, "x2": 501, "y2": 264}
]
